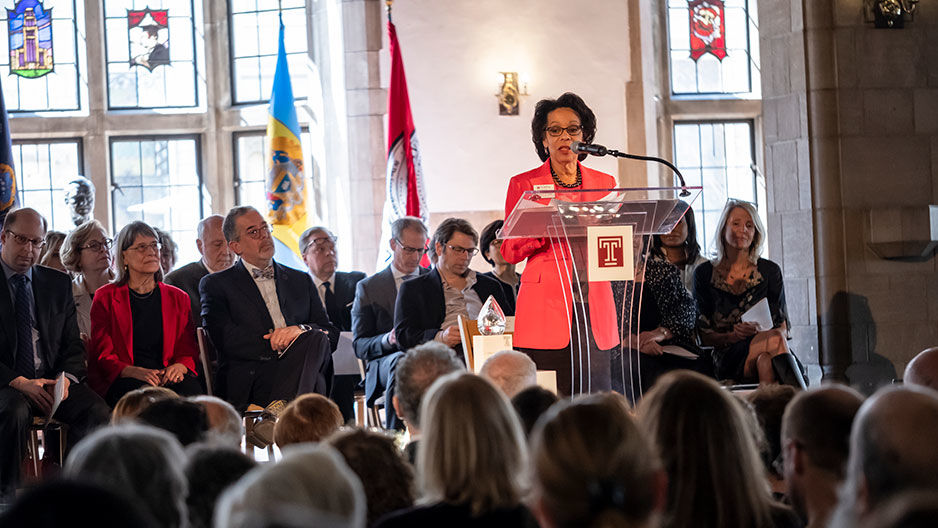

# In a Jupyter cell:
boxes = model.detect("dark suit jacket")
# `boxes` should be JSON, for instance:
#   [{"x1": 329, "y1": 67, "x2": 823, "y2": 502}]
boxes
[
  {"x1": 351, "y1": 266, "x2": 428, "y2": 362},
  {"x1": 164, "y1": 260, "x2": 209, "y2": 329},
  {"x1": 87, "y1": 282, "x2": 200, "y2": 396},
  {"x1": 393, "y1": 268, "x2": 510, "y2": 351},
  {"x1": 0, "y1": 265, "x2": 86, "y2": 386},
  {"x1": 319, "y1": 270, "x2": 366, "y2": 331}
]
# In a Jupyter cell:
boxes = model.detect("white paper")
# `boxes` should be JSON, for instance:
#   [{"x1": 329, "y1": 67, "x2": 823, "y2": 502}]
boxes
[
  {"x1": 661, "y1": 345, "x2": 699, "y2": 359},
  {"x1": 49, "y1": 372, "x2": 65, "y2": 419},
  {"x1": 333, "y1": 331, "x2": 360, "y2": 376},
  {"x1": 741, "y1": 298, "x2": 773, "y2": 331}
]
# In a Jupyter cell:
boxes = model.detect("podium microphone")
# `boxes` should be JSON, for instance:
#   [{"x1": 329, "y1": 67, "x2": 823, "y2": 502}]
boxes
[{"x1": 571, "y1": 141, "x2": 691, "y2": 197}]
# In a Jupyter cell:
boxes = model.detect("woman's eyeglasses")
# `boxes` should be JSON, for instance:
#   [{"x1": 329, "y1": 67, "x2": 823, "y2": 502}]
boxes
[
  {"x1": 80, "y1": 239, "x2": 113, "y2": 252},
  {"x1": 126, "y1": 242, "x2": 161, "y2": 254},
  {"x1": 544, "y1": 125, "x2": 583, "y2": 137}
]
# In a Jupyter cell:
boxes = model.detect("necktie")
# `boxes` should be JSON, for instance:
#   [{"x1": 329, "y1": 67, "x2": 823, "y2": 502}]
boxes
[
  {"x1": 252, "y1": 265, "x2": 274, "y2": 280},
  {"x1": 322, "y1": 281, "x2": 341, "y2": 327},
  {"x1": 12, "y1": 274, "x2": 36, "y2": 379}
]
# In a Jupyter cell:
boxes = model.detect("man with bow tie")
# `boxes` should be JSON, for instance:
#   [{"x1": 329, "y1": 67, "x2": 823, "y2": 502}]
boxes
[{"x1": 199, "y1": 206, "x2": 339, "y2": 412}]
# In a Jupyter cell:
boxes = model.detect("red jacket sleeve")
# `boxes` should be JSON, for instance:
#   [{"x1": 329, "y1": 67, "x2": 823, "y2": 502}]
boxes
[
  {"x1": 89, "y1": 287, "x2": 131, "y2": 395},
  {"x1": 169, "y1": 291, "x2": 199, "y2": 374},
  {"x1": 500, "y1": 174, "x2": 547, "y2": 264}
]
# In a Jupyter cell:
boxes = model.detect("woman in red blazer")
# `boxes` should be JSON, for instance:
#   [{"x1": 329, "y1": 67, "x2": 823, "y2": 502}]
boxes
[
  {"x1": 502, "y1": 92, "x2": 619, "y2": 396},
  {"x1": 89, "y1": 221, "x2": 200, "y2": 406}
]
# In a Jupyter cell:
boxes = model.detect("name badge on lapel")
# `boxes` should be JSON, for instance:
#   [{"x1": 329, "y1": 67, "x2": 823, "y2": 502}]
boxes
[{"x1": 533, "y1": 184, "x2": 554, "y2": 192}]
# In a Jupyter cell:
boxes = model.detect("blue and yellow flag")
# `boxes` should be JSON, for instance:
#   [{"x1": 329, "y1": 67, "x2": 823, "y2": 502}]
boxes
[
  {"x1": 0, "y1": 80, "x2": 16, "y2": 225},
  {"x1": 266, "y1": 17, "x2": 307, "y2": 264}
]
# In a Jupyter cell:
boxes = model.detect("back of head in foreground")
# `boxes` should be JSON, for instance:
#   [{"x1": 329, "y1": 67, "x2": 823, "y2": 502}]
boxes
[
  {"x1": 185, "y1": 443, "x2": 257, "y2": 528},
  {"x1": 417, "y1": 372, "x2": 528, "y2": 516},
  {"x1": 637, "y1": 370, "x2": 783, "y2": 528},
  {"x1": 531, "y1": 392, "x2": 664, "y2": 528},
  {"x1": 64, "y1": 423, "x2": 188, "y2": 528},
  {"x1": 903, "y1": 347, "x2": 938, "y2": 392},
  {"x1": 479, "y1": 349, "x2": 538, "y2": 399},
  {"x1": 273, "y1": 393, "x2": 344, "y2": 448},
  {"x1": 394, "y1": 341, "x2": 465, "y2": 431},
  {"x1": 0, "y1": 479, "x2": 157, "y2": 528},
  {"x1": 214, "y1": 443, "x2": 366, "y2": 528}
]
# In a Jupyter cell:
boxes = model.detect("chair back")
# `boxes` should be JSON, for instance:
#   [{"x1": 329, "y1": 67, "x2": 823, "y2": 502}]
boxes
[{"x1": 196, "y1": 327, "x2": 217, "y2": 396}]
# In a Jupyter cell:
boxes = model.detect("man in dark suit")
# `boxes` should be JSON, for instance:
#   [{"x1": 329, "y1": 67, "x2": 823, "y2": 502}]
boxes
[
  {"x1": 199, "y1": 206, "x2": 339, "y2": 412},
  {"x1": 0, "y1": 208, "x2": 109, "y2": 500},
  {"x1": 351, "y1": 216, "x2": 429, "y2": 429},
  {"x1": 394, "y1": 217, "x2": 509, "y2": 355},
  {"x1": 165, "y1": 215, "x2": 234, "y2": 329},
  {"x1": 298, "y1": 226, "x2": 365, "y2": 421}
]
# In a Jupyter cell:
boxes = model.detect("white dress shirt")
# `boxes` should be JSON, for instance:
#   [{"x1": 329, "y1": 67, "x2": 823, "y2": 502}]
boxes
[
  {"x1": 242, "y1": 259, "x2": 287, "y2": 329},
  {"x1": 311, "y1": 272, "x2": 336, "y2": 310}
]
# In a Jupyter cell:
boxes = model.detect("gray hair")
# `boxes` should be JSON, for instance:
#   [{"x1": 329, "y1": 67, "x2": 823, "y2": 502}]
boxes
[
  {"x1": 222, "y1": 206, "x2": 258, "y2": 243},
  {"x1": 190, "y1": 395, "x2": 244, "y2": 447},
  {"x1": 713, "y1": 199, "x2": 766, "y2": 265},
  {"x1": 64, "y1": 424, "x2": 188, "y2": 528},
  {"x1": 394, "y1": 342, "x2": 465, "y2": 428},
  {"x1": 479, "y1": 350, "x2": 537, "y2": 399},
  {"x1": 391, "y1": 216, "x2": 427, "y2": 241},
  {"x1": 298, "y1": 226, "x2": 334, "y2": 254},
  {"x1": 61, "y1": 219, "x2": 107, "y2": 273},
  {"x1": 113, "y1": 221, "x2": 163, "y2": 286},
  {"x1": 214, "y1": 443, "x2": 366, "y2": 528},
  {"x1": 197, "y1": 215, "x2": 225, "y2": 241}
]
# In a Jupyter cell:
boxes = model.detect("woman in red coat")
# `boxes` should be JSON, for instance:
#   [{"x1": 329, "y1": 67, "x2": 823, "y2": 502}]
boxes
[
  {"x1": 89, "y1": 221, "x2": 201, "y2": 406},
  {"x1": 501, "y1": 92, "x2": 619, "y2": 396}
]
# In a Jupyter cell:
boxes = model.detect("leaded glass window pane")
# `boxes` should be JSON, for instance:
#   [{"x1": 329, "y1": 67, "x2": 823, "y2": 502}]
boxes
[
  {"x1": 0, "y1": 0, "x2": 81, "y2": 112},
  {"x1": 110, "y1": 136, "x2": 202, "y2": 265},
  {"x1": 103, "y1": 0, "x2": 198, "y2": 109},
  {"x1": 12, "y1": 139, "x2": 81, "y2": 232},
  {"x1": 229, "y1": 0, "x2": 308, "y2": 105}
]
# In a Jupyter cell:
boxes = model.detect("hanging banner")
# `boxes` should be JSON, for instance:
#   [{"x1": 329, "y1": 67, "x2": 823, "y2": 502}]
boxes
[
  {"x1": 128, "y1": 7, "x2": 170, "y2": 71},
  {"x1": 688, "y1": 0, "x2": 727, "y2": 62},
  {"x1": 8, "y1": 0, "x2": 53, "y2": 78}
]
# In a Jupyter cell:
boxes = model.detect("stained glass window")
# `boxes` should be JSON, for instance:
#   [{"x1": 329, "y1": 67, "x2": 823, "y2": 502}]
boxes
[
  {"x1": 667, "y1": 0, "x2": 760, "y2": 96},
  {"x1": 233, "y1": 129, "x2": 313, "y2": 217},
  {"x1": 673, "y1": 121, "x2": 764, "y2": 255},
  {"x1": 104, "y1": 0, "x2": 199, "y2": 109},
  {"x1": 12, "y1": 139, "x2": 82, "y2": 232},
  {"x1": 0, "y1": 0, "x2": 81, "y2": 112},
  {"x1": 229, "y1": 0, "x2": 308, "y2": 105},
  {"x1": 110, "y1": 136, "x2": 203, "y2": 265}
]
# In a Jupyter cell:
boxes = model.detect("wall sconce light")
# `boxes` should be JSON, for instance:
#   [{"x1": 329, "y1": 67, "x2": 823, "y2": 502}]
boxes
[
  {"x1": 865, "y1": 0, "x2": 920, "y2": 28},
  {"x1": 496, "y1": 72, "x2": 529, "y2": 116}
]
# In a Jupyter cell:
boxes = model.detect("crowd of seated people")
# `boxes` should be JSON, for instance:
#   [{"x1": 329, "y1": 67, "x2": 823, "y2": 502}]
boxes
[{"x1": 3, "y1": 201, "x2": 938, "y2": 527}]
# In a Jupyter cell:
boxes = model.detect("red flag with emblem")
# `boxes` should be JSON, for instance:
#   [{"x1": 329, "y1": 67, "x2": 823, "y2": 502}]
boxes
[{"x1": 688, "y1": 0, "x2": 727, "y2": 61}]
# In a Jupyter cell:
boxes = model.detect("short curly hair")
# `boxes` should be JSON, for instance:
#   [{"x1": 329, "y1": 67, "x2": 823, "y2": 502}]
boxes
[{"x1": 530, "y1": 92, "x2": 597, "y2": 163}]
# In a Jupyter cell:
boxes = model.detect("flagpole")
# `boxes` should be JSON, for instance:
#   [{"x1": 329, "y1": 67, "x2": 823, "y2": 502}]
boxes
[{"x1": 385, "y1": 0, "x2": 393, "y2": 23}]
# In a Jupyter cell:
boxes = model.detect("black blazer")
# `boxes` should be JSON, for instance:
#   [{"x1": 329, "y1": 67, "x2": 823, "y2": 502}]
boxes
[
  {"x1": 199, "y1": 260, "x2": 339, "y2": 366},
  {"x1": 351, "y1": 265, "x2": 429, "y2": 362},
  {"x1": 319, "y1": 270, "x2": 366, "y2": 332},
  {"x1": 0, "y1": 265, "x2": 86, "y2": 385},
  {"x1": 393, "y1": 268, "x2": 509, "y2": 351},
  {"x1": 164, "y1": 260, "x2": 209, "y2": 329}
]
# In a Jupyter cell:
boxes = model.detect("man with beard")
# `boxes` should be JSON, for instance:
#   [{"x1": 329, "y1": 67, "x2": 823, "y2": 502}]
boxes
[
  {"x1": 199, "y1": 206, "x2": 338, "y2": 412},
  {"x1": 393, "y1": 218, "x2": 508, "y2": 357}
]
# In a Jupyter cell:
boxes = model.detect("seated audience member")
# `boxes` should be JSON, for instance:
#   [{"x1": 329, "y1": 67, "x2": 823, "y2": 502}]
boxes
[
  {"x1": 273, "y1": 393, "x2": 344, "y2": 449},
  {"x1": 38, "y1": 230, "x2": 66, "y2": 272},
  {"x1": 352, "y1": 216, "x2": 430, "y2": 430},
  {"x1": 88, "y1": 221, "x2": 202, "y2": 406},
  {"x1": 190, "y1": 394, "x2": 243, "y2": 446},
  {"x1": 479, "y1": 219, "x2": 519, "y2": 315},
  {"x1": 165, "y1": 215, "x2": 234, "y2": 329},
  {"x1": 530, "y1": 393, "x2": 665, "y2": 528},
  {"x1": 200, "y1": 206, "x2": 339, "y2": 411},
  {"x1": 0, "y1": 208, "x2": 110, "y2": 501},
  {"x1": 110, "y1": 385, "x2": 179, "y2": 424},
  {"x1": 392, "y1": 342, "x2": 464, "y2": 463},
  {"x1": 694, "y1": 199, "x2": 806, "y2": 388},
  {"x1": 215, "y1": 443, "x2": 366, "y2": 528},
  {"x1": 138, "y1": 398, "x2": 209, "y2": 446},
  {"x1": 511, "y1": 385, "x2": 558, "y2": 437},
  {"x1": 376, "y1": 373, "x2": 535, "y2": 527},
  {"x1": 65, "y1": 424, "x2": 188, "y2": 528},
  {"x1": 781, "y1": 385, "x2": 863, "y2": 528},
  {"x1": 903, "y1": 346, "x2": 938, "y2": 391},
  {"x1": 394, "y1": 218, "x2": 510, "y2": 354},
  {"x1": 61, "y1": 219, "x2": 115, "y2": 337},
  {"x1": 856, "y1": 490, "x2": 938, "y2": 528},
  {"x1": 155, "y1": 227, "x2": 178, "y2": 274},
  {"x1": 747, "y1": 384, "x2": 798, "y2": 499},
  {"x1": 651, "y1": 205, "x2": 707, "y2": 292},
  {"x1": 329, "y1": 428, "x2": 416, "y2": 527},
  {"x1": 480, "y1": 349, "x2": 537, "y2": 398},
  {"x1": 0, "y1": 480, "x2": 157, "y2": 527},
  {"x1": 184, "y1": 444, "x2": 256, "y2": 528},
  {"x1": 829, "y1": 386, "x2": 938, "y2": 528},
  {"x1": 637, "y1": 371, "x2": 801, "y2": 528},
  {"x1": 300, "y1": 226, "x2": 366, "y2": 423}
]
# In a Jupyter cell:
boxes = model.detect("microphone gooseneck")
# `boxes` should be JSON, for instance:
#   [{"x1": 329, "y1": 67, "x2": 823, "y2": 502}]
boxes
[{"x1": 571, "y1": 141, "x2": 691, "y2": 197}]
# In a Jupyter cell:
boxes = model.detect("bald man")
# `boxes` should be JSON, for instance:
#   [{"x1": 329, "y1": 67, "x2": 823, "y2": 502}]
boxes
[
  {"x1": 829, "y1": 386, "x2": 938, "y2": 527},
  {"x1": 479, "y1": 350, "x2": 537, "y2": 399},
  {"x1": 904, "y1": 347, "x2": 938, "y2": 392},
  {"x1": 166, "y1": 215, "x2": 235, "y2": 329},
  {"x1": 781, "y1": 385, "x2": 864, "y2": 528}
]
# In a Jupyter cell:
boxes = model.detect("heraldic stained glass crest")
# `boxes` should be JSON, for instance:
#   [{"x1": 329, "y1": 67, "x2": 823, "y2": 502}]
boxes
[
  {"x1": 128, "y1": 7, "x2": 169, "y2": 71},
  {"x1": 688, "y1": 0, "x2": 727, "y2": 62},
  {"x1": 7, "y1": 0, "x2": 54, "y2": 78}
]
